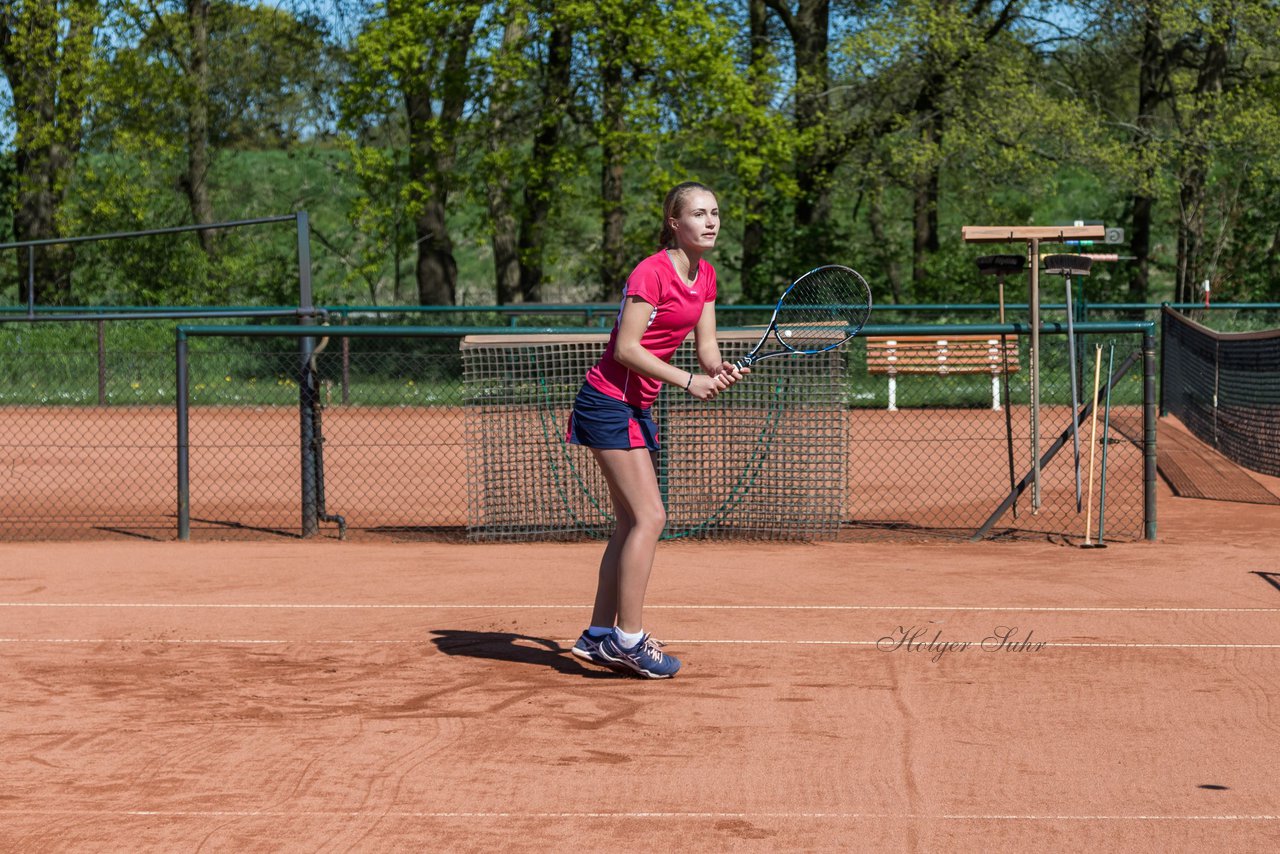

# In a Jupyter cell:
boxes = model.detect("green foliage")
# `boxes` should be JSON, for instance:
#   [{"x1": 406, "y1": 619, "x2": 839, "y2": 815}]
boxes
[
  {"x1": 94, "y1": 1, "x2": 337, "y2": 149},
  {"x1": 0, "y1": 0, "x2": 1278, "y2": 310}
]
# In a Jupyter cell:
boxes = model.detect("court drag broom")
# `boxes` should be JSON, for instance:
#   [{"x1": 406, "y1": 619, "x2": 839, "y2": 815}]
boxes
[
  {"x1": 977, "y1": 254, "x2": 1025, "y2": 519},
  {"x1": 1044, "y1": 254, "x2": 1093, "y2": 513}
]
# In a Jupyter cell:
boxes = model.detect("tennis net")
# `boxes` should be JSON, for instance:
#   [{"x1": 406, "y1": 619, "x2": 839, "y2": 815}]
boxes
[
  {"x1": 461, "y1": 331, "x2": 847, "y2": 541},
  {"x1": 1161, "y1": 306, "x2": 1280, "y2": 477}
]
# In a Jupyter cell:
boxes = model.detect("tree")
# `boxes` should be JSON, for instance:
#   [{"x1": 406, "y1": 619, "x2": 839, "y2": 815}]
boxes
[
  {"x1": 341, "y1": 0, "x2": 481, "y2": 305},
  {"x1": 1068, "y1": 0, "x2": 1280, "y2": 302},
  {"x1": 735, "y1": 0, "x2": 800, "y2": 301},
  {"x1": 0, "y1": 0, "x2": 101, "y2": 304},
  {"x1": 762, "y1": 0, "x2": 836, "y2": 262},
  {"x1": 574, "y1": 1, "x2": 773, "y2": 299},
  {"x1": 97, "y1": 1, "x2": 337, "y2": 255},
  {"x1": 483, "y1": 5, "x2": 529, "y2": 304},
  {"x1": 515, "y1": 3, "x2": 574, "y2": 302},
  {"x1": 471, "y1": 0, "x2": 581, "y2": 304}
]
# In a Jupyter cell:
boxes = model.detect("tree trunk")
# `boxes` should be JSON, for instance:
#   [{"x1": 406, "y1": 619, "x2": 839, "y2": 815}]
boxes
[
  {"x1": 10, "y1": 137, "x2": 75, "y2": 306},
  {"x1": 911, "y1": 102, "x2": 942, "y2": 290},
  {"x1": 183, "y1": 0, "x2": 216, "y2": 255},
  {"x1": 740, "y1": 0, "x2": 771, "y2": 302},
  {"x1": 404, "y1": 74, "x2": 457, "y2": 306},
  {"x1": 490, "y1": 200, "x2": 521, "y2": 305},
  {"x1": 487, "y1": 13, "x2": 528, "y2": 304},
  {"x1": 400, "y1": 8, "x2": 478, "y2": 306},
  {"x1": 1175, "y1": 5, "x2": 1229, "y2": 303},
  {"x1": 1128, "y1": 194, "x2": 1154, "y2": 304},
  {"x1": 598, "y1": 32, "x2": 627, "y2": 300},
  {"x1": 518, "y1": 16, "x2": 572, "y2": 303},
  {"x1": 772, "y1": 0, "x2": 833, "y2": 260},
  {"x1": 1127, "y1": 4, "x2": 1163, "y2": 304},
  {"x1": 412, "y1": 191, "x2": 457, "y2": 305},
  {"x1": 867, "y1": 179, "x2": 903, "y2": 303}
]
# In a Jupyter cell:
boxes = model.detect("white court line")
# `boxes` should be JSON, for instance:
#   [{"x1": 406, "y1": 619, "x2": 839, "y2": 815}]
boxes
[
  {"x1": 2, "y1": 602, "x2": 1279, "y2": 613},
  {"x1": 2, "y1": 638, "x2": 1280, "y2": 650},
  {"x1": 0, "y1": 808, "x2": 1276, "y2": 821}
]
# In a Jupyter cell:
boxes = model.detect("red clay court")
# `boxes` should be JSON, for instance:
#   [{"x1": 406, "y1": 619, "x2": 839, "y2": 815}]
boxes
[{"x1": 1, "y1": 418, "x2": 1278, "y2": 852}]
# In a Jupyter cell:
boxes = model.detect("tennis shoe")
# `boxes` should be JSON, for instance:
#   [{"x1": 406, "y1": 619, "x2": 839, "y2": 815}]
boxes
[
  {"x1": 598, "y1": 633, "x2": 681, "y2": 679},
  {"x1": 571, "y1": 630, "x2": 612, "y2": 666}
]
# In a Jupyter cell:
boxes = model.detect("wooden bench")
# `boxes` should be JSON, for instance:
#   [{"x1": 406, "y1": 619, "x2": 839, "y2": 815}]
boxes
[{"x1": 865, "y1": 335, "x2": 1020, "y2": 411}]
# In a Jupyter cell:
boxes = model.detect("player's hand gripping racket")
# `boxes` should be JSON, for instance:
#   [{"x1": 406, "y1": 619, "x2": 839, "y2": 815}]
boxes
[{"x1": 734, "y1": 264, "x2": 872, "y2": 369}]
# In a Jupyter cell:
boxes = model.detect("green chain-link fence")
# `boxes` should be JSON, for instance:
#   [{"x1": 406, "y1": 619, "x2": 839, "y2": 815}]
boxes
[{"x1": 1, "y1": 321, "x2": 1156, "y2": 542}]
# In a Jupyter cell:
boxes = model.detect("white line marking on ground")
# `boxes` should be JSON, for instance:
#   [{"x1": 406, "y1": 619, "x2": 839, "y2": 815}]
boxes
[
  {"x1": 2, "y1": 603, "x2": 1278, "y2": 613},
  {"x1": 0, "y1": 638, "x2": 417, "y2": 645},
  {"x1": 1, "y1": 638, "x2": 1279, "y2": 650},
  {"x1": 0, "y1": 809, "x2": 1275, "y2": 821}
]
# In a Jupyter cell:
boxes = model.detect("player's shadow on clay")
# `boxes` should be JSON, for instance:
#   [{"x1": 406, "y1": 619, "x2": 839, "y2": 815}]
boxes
[{"x1": 430, "y1": 630, "x2": 624, "y2": 678}]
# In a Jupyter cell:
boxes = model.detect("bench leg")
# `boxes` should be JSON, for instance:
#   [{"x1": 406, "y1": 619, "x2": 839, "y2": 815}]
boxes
[
  {"x1": 888, "y1": 375, "x2": 897, "y2": 411},
  {"x1": 992, "y1": 374, "x2": 1001, "y2": 411}
]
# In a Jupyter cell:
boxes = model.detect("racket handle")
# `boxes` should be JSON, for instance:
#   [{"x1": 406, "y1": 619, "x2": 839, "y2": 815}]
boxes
[{"x1": 734, "y1": 355, "x2": 755, "y2": 371}]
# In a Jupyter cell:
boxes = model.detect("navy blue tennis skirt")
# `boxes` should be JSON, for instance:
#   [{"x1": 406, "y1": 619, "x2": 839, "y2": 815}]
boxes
[{"x1": 565, "y1": 383, "x2": 660, "y2": 451}]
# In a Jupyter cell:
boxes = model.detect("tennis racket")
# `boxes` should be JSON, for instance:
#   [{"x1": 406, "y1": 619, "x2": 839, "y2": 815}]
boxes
[{"x1": 734, "y1": 264, "x2": 872, "y2": 369}]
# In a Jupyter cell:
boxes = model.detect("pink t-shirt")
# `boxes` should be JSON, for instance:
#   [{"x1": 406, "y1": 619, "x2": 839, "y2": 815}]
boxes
[{"x1": 585, "y1": 250, "x2": 717, "y2": 408}]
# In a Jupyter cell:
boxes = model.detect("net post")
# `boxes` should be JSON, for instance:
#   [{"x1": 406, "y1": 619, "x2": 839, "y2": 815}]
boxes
[
  {"x1": 176, "y1": 329, "x2": 190, "y2": 541},
  {"x1": 1143, "y1": 326, "x2": 1158, "y2": 541}
]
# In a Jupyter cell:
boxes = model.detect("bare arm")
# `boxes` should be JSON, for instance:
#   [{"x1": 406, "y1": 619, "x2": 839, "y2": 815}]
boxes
[
  {"x1": 693, "y1": 301, "x2": 748, "y2": 388},
  {"x1": 611, "y1": 297, "x2": 739, "y2": 400},
  {"x1": 693, "y1": 301, "x2": 725, "y2": 375}
]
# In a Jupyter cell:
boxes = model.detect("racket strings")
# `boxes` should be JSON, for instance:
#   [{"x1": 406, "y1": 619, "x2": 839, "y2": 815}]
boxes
[{"x1": 776, "y1": 267, "x2": 871, "y2": 351}]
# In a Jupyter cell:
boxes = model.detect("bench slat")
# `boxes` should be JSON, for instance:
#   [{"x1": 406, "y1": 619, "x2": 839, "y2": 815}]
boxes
[{"x1": 865, "y1": 334, "x2": 1019, "y2": 375}]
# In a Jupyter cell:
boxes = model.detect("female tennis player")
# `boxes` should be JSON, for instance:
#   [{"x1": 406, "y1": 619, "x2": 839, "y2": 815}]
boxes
[{"x1": 565, "y1": 181, "x2": 746, "y2": 678}]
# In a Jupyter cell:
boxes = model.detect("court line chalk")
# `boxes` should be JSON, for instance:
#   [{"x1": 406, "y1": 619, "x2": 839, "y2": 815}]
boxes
[
  {"x1": 2, "y1": 638, "x2": 1279, "y2": 650},
  {"x1": 3, "y1": 602, "x2": 1279, "y2": 613},
  {"x1": 0, "y1": 808, "x2": 1276, "y2": 821}
]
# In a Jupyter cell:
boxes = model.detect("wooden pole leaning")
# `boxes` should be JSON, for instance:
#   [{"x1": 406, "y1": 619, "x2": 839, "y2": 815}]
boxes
[
  {"x1": 962, "y1": 225, "x2": 1105, "y2": 513},
  {"x1": 1097, "y1": 342, "x2": 1116, "y2": 546}
]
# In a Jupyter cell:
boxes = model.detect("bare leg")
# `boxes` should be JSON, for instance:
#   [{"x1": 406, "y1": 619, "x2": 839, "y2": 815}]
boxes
[{"x1": 589, "y1": 448, "x2": 665, "y2": 634}]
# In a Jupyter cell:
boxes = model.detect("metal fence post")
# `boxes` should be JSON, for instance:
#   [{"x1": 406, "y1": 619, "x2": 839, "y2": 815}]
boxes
[
  {"x1": 26, "y1": 246, "x2": 34, "y2": 317},
  {"x1": 1143, "y1": 327, "x2": 1158, "y2": 541},
  {"x1": 1158, "y1": 303, "x2": 1169, "y2": 417},
  {"x1": 97, "y1": 320, "x2": 107, "y2": 405},
  {"x1": 176, "y1": 329, "x2": 190, "y2": 541},
  {"x1": 341, "y1": 310, "x2": 350, "y2": 405},
  {"x1": 297, "y1": 211, "x2": 319, "y2": 537}
]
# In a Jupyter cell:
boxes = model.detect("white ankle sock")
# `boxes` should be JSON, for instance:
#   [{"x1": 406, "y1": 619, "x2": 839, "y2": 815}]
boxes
[{"x1": 613, "y1": 627, "x2": 643, "y2": 649}]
